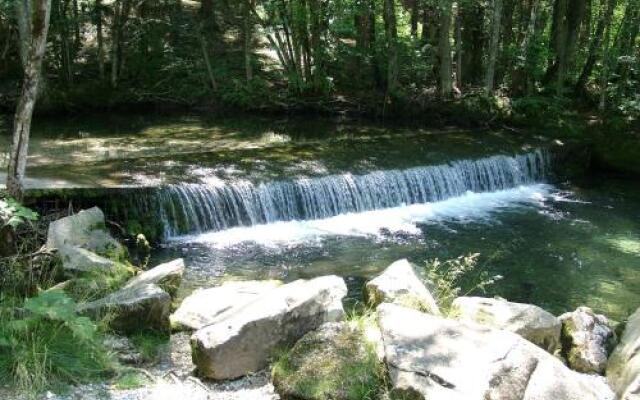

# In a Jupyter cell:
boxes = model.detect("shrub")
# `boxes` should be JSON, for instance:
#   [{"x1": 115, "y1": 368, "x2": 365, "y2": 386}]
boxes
[{"x1": 0, "y1": 290, "x2": 115, "y2": 395}]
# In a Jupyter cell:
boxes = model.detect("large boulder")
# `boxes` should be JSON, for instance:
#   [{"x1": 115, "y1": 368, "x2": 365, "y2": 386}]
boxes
[
  {"x1": 607, "y1": 307, "x2": 640, "y2": 399},
  {"x1": 47, "y1": 207, "x2": 124, "y2": 258},
  {"x1": 57, "y1": 245, "x2": 117, "y2": 272},
  {"x1": 559, "y1": 307, "x2": 615, "y2": 374},
  {"x1": 124, "y1": 258, "x2": 185, "y2": 297},
  {"x1": 272, "y1": 322, "x2": 384, "y2": 400},
  {"x1": 190, "y1": 275, "x2": 347, "y2": 380},
  {"x1": 377, "y1": 303, "x2": 614, "y2": 400},
  {"x1": 365, "y1": 259, "x2": 440, "y2": 315},
  {"x1": 452, "y1": 296, "x2": 561, "y2": 353},
  {"x1": 77, "y1": 283, "x2": 171, "y2": 333},
  {"x1": 170, "y1": 280, "x2": 281, "y2": 331}
]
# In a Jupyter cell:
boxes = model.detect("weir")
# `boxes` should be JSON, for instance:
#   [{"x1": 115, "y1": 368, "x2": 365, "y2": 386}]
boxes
[{"x1": 142, "y1": 149, "x2": 550, "y2": 238}]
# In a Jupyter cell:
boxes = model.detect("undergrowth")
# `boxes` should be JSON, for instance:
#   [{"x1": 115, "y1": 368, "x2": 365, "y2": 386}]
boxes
[{"x1": 0, "y1": 290, "x2": 116, "y2": 396}]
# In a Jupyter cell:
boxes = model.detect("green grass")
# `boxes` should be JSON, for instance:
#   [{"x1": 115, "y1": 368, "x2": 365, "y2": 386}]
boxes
[
  {"x1": 0, "y1": 291, "x2": 116, "y2": 397},
  {"x1": 129, "y1": 331, "x2": 170, "y2": 363}
]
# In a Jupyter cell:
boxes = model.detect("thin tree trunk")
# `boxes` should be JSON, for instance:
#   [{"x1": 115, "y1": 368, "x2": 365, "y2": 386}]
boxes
[
  {"x1": 383, "y1": 0, "x2": 399, "y2": 95},
  {"x1": 111, "y1": 0, "x2": 121, "y2": 87},
  {"x1": 598, "y1": 0, "x2": 613, "y2": 112},
  {"x1": 438, "y1": 0, "x2": 453, "y2": 98},
  {"x1": 7, "y1": 0, "x2": 52, "y2": 200},
  {"x1": 575, "y1": 0, "x2": 615, "y2": 96},
  {"x1": 410, "y1": 0, "x2": 419, "y2": 38},
  {"x1": 244, "y1": 0, "x2": 254, "y2": 83},
  {"x1": 199, "y1": 31, "x2": 217, "y2": 91},
  {"x1": 96, "y1": 0, "x2": 104, "y2": 80},
  {"x1": 485, "y1": 0, "x2": 503, "y2": 93},
  {"x1": 455, "y1": 4, "x2": 462, "y2": 90}
]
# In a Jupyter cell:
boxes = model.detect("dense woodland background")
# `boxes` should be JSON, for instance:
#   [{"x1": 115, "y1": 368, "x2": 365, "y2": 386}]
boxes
[{"x1": 0, "y1": 0, "x2": 639, "y2": 126}]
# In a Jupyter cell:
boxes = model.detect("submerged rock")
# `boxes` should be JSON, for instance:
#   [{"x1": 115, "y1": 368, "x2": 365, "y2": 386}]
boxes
[
  {"x1": 452, "y1": 296, "x2": 561, "y2": 353},
  {"x1": 607, "y1": 306, "x2": 640, "y2": 399},
  {"x1": 365, "y1": 259, "x2": 440, "y2": 315},
  {"x1": 190, "y1": 275, "x2": 347, "y2": 380},
  {"x1": 170, "y1": 280, "x2": 281, "y2": 331},
  {"x1": 560, "y1": 307, "x2": 615, "y2": 374},
  {"x1": 124, "y1": 258, "x2": 185, "y2": 297},
  {"x1": 47, "y1": 207, "x2": 124, "y2": 257},
  {"x1": 272, "y1": 322, "x2": 383, "y2": 400},
  {"x1": 78, "y1": 283, "x2": 171, "y2": 333},
  {"x1": 57, "y1": 244, "x2": 117, "y2": 272},
  {"x1": 377, "y1": 303, "x2": 614, "y2": 400}
]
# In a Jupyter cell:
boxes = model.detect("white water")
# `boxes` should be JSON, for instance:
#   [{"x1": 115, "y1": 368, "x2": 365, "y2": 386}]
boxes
[
  {"x1": 171, "y1": 184, "x2": 553, "y2": 248},
  {"x1": 154, "y1": 150, "x2": 549, "y2": 237}
]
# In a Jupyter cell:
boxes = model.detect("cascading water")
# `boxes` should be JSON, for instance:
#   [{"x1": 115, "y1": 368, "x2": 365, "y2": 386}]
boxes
[{"x1": 149, "y1": 149, "x2": 549, "y2": 237}]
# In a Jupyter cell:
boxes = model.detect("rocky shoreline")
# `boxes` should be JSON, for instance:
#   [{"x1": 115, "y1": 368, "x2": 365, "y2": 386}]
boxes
[{"x1": 9, "y1": 207, "x2": 640, "y2": 400}]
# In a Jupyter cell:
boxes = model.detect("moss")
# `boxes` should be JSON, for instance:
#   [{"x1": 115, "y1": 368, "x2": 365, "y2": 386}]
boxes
[
  {"x1": 272, "y1": 319, "x2": 385, "y2": 400},
  {"x1": 129, "y1": 331, "x2": 170, "y2": 363},
  {"x1": 113, "y1": 370, "x2": 151, "y2": 390}
]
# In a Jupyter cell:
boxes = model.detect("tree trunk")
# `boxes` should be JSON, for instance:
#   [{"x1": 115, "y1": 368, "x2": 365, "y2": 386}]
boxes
[
  {"x1": 111, "y1": 0, "x2": 121, "y2": 87},
  {"x1": 7, "y1": 0, "x2": 52, "y2": 200},
  {"x1": 438, "y1": 0, "x2": 453, "y2": 98},
  {"x1": 455, "y1": 4, "x2": 462, "y2": 90},
  {"x1": 410, "y1": 0, "x2": 419, "y2": 38},
  {"x1": 575, "y1": 0, "x2": 616, "y2": 97},
  {"x1": 383, "y1": 0, "x2": 399, "y2": 95},
  {"x1": 485, "y1": 0, "x2": 503, "y2": 92},
  {"x1": 96, "y1": 0, "x2": 104, "y2": 80},
  {"x1": 244, "y1": 0, "x2": 254, "y2": 83}
]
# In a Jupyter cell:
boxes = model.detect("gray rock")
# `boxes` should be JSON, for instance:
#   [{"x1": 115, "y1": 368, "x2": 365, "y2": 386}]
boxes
[
  {"x1": 124, "y1": 258, "x2": 185, "y2": 297},
  {"x1": 607, "y1": 306, "x2": 640, "y2": 399},
  {"x1": 452, "y1": 296, "x2": 561, "y2": 353},
  {"x1": 78, "y1": 283, "x2": 171, "y2": 333},
  {"x1": 272, "y1": 322, "x2": 383, "y2": 400},
  {"x1": 47, "y1": 207, "x2": 124, "y2": 258},
  {"x1": 365, "y1": 259, "x2": 440, "y2": 315},
  {"x1": 170, "y1": 280, "x2": 281, "y2": 331},
  {"x1": 103, "y1": 334, "x2": 144, "y2": 365},
  {"x1": 377, "y1": 303, "x2": 614, "y2": 400},
  {"x1": 560, "y1": 307, "x2": 615, "y2": 374},
  {"x1": 190, "y1": 275, "x2": 347, "y2": 380},
  {"x1": 57, "y1": 245, "x2": 117, "y2": 272}
]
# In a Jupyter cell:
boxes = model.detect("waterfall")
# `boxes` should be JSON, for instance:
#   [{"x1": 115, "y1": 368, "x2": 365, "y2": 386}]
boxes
[{"x1": 150, "y1": 150, "x2": 549, "y2": 237}]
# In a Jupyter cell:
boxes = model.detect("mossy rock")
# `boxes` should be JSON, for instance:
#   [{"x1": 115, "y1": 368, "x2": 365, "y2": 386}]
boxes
[{"x1": 272, "y1": 322, "x2": 384, "y2": 400}]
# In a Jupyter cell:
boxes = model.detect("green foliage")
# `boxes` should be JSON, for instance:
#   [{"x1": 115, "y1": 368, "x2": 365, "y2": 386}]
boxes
[
  {"x1": 425, "y1": 253, "x2": 502, "y2": 314},
  {"x1": 0, "y1": 198, "x2": 39, "y2": 229},
  {"x1": 65, "y1": 262, "x2": 136, "y2": 302},
  {"x1": 0, "y1": 291, "x2": 115, "y2": 395}
]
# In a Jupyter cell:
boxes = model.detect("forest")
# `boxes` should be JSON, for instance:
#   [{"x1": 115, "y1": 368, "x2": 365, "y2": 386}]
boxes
[{"x1": 0, "y1": 0, "x2": 638, "y2": 120}]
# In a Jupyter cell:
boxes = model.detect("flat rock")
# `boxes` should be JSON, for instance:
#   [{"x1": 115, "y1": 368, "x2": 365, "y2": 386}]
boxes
[
  {"x1": 365, "y1": 259, "x2": 440, "y2": 315},
  {"x1": 272, "y1": 322, "x2": 383, "y2": 400},
  {"x1": 190, "y1": 275, "x2": 347, "y2": 380},
  {"x1": 377, "y1": 303, "x2": 614, "y2": 400},
  {"x1": 170, "y1": 280, "x2": 281, "y2": 331},
  {"x1": 78, "y1": 283, "x2": 171, "y2": 333},
  {"x1": 57, "y1": 245, "x2": 117, "y2": 272},
  {"x1": 124, "y1": 258, "x2": 185, "y2": 297},
  {"x1": 560, "y1": 306, "x2": 615, "y2": 374},
  {"x1": 452, "y1": 296, "x2": 561, "y2": 353},
  {"x1": 47, "y1": 207, "x2": 124, "y2": 257},
  {"x1": 607, "y1": 306, "x2": 640, "y2": 399}
]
